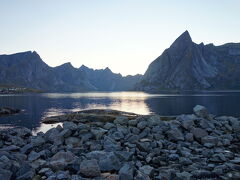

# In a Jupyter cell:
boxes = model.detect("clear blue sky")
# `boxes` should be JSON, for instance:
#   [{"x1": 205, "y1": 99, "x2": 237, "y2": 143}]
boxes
[{"x1": 0, "y1": 0, "x2": 239, "y2": 75}]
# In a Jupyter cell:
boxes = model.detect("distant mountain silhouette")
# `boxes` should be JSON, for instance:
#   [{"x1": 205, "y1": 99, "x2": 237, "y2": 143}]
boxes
[
  {"x1": 135, "y1": 31, "x2": 240, "y2": 92},
  {"x1": 0, "y1": 51, "x2": 142, "y2": 92},
  {"x1": 79, "y1": 65, "x2": 142, "y2": 91}
]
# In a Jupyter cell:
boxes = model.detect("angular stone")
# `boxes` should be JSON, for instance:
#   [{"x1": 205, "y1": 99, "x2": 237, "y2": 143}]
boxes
[
  {"x1": 28, "y1": 151, "x2": 41, "y2": 161},
  {"x1": 62, "y1": 121, "x2": 78, "y2": 131},
  {"x1": 16, "y1": 171, "x2": 34, "y2": 180},
  {"x1": 31, "y1": 136, "x2": 45, "y2": 147},
  {"x1": 137, "y1": 121, "x2": 147, "y2": 130},
  {"x1": 65, "y1": 137, "x2": 81, "y2": 147},
  {"x1": 91, "y1": 128, "x2": 107, "y2": 139},
  {"x1": 136, "y1": 142, "x2": 151, "y2": 152},
  {"x1": 85, "y1": 150, "x2": 107, "y2": 160},
  {"x1": 44, "y1": 128, "x2": 63, "y2": 145},
  {"x1": 128, "y1": 120, "x2": 138, "y2": 126},
  {"x1": 79, "y1": 160, "x2": 101, "y2": 178},
  {"x1": 168, "y1": 154, "x2": 179, "y2": 161},
  {"x1": 110, "y1": 131, "x2": 124, "y2": 141},
  {"x1": 59, "y1": 129, "x2": 72, "y2": 138},
  {"x1": 176, "y1": 172, "x2": 192, "y2": 180},
  {"x1": 119, "y1": 164, "x2": 134, "y2": 180},
  {"x1": 185, "y1": 133, "x2": 194, "y2": 142},
  {"x1": 201, "y1": 135, "x2": 218, "y2": 145},
  {"x1": 1, "y1": 145, "x2": 20, "y2": 151},
  {"x1": 99, "y1": 152, "x2": 122, "y2": 171},
  {"x1": 147, "y1": 115, "x2": 162, "y2": 127},
  {"x1": 191, "y1": 128, "x2": 208, "y2": 139},
  {"x1": 193, "y1": 105, "x2": 208, "y2": 118},
  {"x1": 179, "y1": 157, "x2": 193, "y2": 165},
  {"x1": 0, "y1": 168, "x2": 12, "y2": 180},
  {"x1": 229, "y1": 117, "x2": 240, "y2": 133},
  {"x1": 167, "y1": 128, "x2": 184, "y2": 141},
  {"x1": 50, "y1": 151, "x2": 75, "y2": 170},
  {"x1": 103, "y1": 123, "x2": 116, "y2": 130},
  {"x1": 114, "y1": 151, "x2": 134, "y2": 161},
  {"x1": 135, "y1": 170, "x2": 151, "y2": 180},
  {"x1": 10, "y1": 127, "x2": 32, "y2": 137},
  {"x1": 103, "y1": 137, "x2": 121, "y2": 151},
  {"x1": 16, "y1": 162, "x2": 34, "y2": 180},
  {"x1": 56, "y1": 171, "x2": 70, "y2": 180},
  {"x1": 178, "y1": 114, "x2": 195, "y2": 130},
  {"x1": 230, "y1": 157, "x2": 240, "y2": 164},
  {"x1": 139, "y1": 165, "x2": 154, "y2": 177},
  {"x1": 191, "y1": 170, "x2": 214, "y2": 178},
  {"x1": 114, "y1": 116, "x2": 128, "y2": 125}
]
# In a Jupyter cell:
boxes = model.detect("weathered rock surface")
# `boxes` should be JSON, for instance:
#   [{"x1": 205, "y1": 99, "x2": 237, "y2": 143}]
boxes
[{"x1": 0, "y1": 105, "x2": 240, "y2": 179}]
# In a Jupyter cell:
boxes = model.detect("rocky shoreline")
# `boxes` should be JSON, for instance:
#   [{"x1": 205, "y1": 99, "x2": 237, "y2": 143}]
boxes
[{"x1": 0, "y1": 105, "x2": 240, "y2": 180}]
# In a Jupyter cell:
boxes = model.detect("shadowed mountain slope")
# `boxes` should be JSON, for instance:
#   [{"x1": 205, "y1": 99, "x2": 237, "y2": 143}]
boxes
[
  {"x1": 0, "y1": 51, "x2": 141, "y2": 92},
  {"x1": 135, "y1": 31, "x2": 240, "y2": 92}
]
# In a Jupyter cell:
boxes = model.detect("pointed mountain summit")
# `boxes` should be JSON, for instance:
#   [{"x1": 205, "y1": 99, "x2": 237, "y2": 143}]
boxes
[
  {"x1": 135, "y1": 31, "x2": 240, "y2": 92},
  {"x1": 173, "y1": 30, "x2": 192, "y2": 44},
  {"x1": 168, "y1": 31, "x2": 194, "y2": 60}
]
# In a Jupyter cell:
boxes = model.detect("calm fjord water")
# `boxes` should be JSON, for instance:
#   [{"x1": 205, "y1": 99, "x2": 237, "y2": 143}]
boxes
[{"x1": 0, "y1": 91, "x2": 239, "y2": 133}]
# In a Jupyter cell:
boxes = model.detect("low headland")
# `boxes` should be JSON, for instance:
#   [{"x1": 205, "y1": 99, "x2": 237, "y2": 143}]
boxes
[
  {"x1": 0, "y1": 107, "x2": 21, "y2": 117},
  {"x1": 0, "y1": 85, "x2": 43, "y2": 94},
  {"x1": 0, "y1": 105, "x2": 240, "y2": 179}
]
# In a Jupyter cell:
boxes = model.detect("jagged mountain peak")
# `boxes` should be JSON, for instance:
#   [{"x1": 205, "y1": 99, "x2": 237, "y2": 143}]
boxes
[
  {"x1": 104, "y1": 67, "x2": 112, "y2": 72},
  {"x1": 79, "y1": 64, "x2": 91, "y2": 70},
  {"x1": 170, "y1": 30, "x2": 193, "y2": 49},
  {"x1": 178, "y1": 30, "x2": 192, "y2": 41},
  {"x1": 136, "y1": 31, "x2": 240, "y2": 92},
  {"x1": 58, "y1": 62, "x2": 74, "y2": 69}
]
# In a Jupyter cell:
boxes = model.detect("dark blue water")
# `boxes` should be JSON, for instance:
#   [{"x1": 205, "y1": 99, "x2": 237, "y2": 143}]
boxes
[{"x1": 0, "y1": 91, "x2": 239, "y2": 133}]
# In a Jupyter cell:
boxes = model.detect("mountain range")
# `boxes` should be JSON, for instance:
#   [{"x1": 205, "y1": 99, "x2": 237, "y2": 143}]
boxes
[
  {"x1": 1, "y1": 31, "x2": 240, "y2": 92},
  {"x1": 135, "y1": 31, "x2": 240, "y2": 92},
  {"x1": 0, "y1": 51, "x2": 141, "y2": 92}
]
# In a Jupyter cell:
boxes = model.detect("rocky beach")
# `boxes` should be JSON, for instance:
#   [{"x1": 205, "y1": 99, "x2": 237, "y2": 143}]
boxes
[{"x1": 0, "y1": 105, "x2": 240, "y2": 180}]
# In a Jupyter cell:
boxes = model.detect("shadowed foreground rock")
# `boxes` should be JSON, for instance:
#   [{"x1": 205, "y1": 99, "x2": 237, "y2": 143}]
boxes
[{"x1": 0, "y1": 106, "x2": 240, "y2": 179}]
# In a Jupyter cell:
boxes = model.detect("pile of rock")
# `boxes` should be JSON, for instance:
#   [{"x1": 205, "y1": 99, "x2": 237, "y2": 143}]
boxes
[{"x1": 0, "y1": 105, "x2": 240, "y2": 179}]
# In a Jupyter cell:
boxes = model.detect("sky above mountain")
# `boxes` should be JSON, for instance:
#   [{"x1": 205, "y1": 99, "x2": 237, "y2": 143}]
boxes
[{"x1": 0, "y1": 0, "x2": 240, "y2": 75}]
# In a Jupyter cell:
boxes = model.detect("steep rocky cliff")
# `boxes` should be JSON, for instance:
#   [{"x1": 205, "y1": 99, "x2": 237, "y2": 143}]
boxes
[{"x1": 135, "y1": 31, "x2": 240, "y2": 92}]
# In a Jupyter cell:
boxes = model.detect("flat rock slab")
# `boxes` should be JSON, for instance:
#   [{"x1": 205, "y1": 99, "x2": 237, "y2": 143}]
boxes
[
  {"x1": 42, "y1": 109, "x2": 177, "y2": 124},
  {"x1": 42, "y1": 109, "x2": 139, "y2": 124}
]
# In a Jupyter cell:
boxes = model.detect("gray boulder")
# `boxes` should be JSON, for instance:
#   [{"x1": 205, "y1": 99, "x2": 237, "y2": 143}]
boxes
[
  {"x1": 50, "y1": 151, "x2": 75, "y2": 170},
  {"x1": 0, "y1": 168, "x2": 12, "y2": 180},
  {"x1": 193, "y1": 105, "x2": 208, "y2": 118},
  {"x1": 139, "y1": 165, "x2": 154, "y2": 177},
  {"x1": 167, "y1": 128, "x2": 184, "y2": 141},
  {"x1": 119, "y1": 163, "x2": 134, "y2": 180},
  {"x1": 191, "y1": 128, "x2": 208, "y2": 139},
  {"x1": 79, "y1": 160, "x2": 101, "y2": 178}
]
